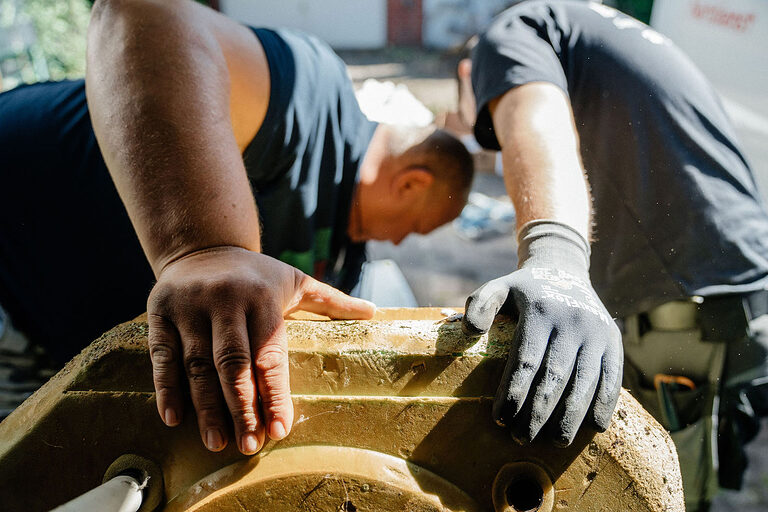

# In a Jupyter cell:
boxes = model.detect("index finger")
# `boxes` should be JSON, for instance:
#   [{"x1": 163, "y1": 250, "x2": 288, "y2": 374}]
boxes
[
  {"x1": 291, "y1": 275, "x2": 376, "y2": 319},
  {"x1": 493, "y1": 314, "x2": 551, "y2": 430}
]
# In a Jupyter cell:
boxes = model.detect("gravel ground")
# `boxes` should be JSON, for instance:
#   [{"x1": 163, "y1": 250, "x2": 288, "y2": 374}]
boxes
[{"x1": 341, "y1": 47, "x2": 768, "y2": 511}]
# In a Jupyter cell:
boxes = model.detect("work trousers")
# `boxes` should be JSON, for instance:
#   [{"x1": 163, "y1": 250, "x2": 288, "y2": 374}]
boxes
[
  {"x1": 621, "y1": 298, "x2": 768, "y2": 512},
  {"x1": 0, "y1": 303, "x2": 57, "y2": 421}
]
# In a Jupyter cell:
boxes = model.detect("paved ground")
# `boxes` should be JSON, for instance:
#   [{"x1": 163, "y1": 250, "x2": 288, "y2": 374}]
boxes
[{"x1": 340, "y1": 47, "x2": 768, "y2": 512}]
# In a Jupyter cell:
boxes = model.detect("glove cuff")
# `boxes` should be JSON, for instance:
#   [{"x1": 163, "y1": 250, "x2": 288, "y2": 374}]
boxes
[{"x1": 517, "y1": 220, "x2": 591, "y2": 276}]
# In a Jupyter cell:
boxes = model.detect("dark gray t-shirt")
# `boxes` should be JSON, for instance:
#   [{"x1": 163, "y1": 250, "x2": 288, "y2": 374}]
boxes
[
  {"x1": 245, "y1": 29, "x2": 376, "y2": 288},
  {"x1": 472, "y1": 0, "x2": 768, "y2": 317}
]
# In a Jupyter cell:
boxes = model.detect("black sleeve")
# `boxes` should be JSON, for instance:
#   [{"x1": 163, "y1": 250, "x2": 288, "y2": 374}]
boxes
[{"x1": 471, "y1": 7, "x2": 569, "y2": 150}]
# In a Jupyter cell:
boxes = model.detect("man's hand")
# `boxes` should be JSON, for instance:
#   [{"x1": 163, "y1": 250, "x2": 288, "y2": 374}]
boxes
[
  {"x1": 147, "y1": 246, "x2": 375, "y2": 455},
  {"x1": 462, "y1": 222, "x2": 622, "y2": 446}
]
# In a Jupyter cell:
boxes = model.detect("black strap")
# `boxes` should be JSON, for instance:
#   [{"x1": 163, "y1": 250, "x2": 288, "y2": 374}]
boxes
[
  {"x1": 697, "y1": 289, "x2": 768, "y2": 342},
  {"x1": 744, "y1": 288, "x2": 768, "y2": 321}
]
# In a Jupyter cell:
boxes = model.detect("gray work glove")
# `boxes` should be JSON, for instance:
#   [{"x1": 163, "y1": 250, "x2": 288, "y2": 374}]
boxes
[{"x1": 462, "y1": 221, "x2": 623, "y2": 446}]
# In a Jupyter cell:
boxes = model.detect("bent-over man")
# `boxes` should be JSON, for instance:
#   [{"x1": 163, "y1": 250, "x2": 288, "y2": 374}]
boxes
[
  {"x1": 0, "y1": 0, "x2": 473, "y2": 457},
  {"x1": 457, "y1": 2, "x2": 768, "y2": 509}
]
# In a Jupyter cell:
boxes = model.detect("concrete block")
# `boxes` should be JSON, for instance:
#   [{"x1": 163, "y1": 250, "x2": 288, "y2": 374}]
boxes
[{"x1": 0, "y1": 309, "x2": 684, "y2": 511}]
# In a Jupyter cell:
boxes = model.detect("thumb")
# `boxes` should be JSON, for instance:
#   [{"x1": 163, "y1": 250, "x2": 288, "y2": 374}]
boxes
[
  {"x1": 462, "y1": 276, "x2": 514, "y2": 336},
  {"x1": 288, "y1": 274, "x2": 376, "y2": 319}
]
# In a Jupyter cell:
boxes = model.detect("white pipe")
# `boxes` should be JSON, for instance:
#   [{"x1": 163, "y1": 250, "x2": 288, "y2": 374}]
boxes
[{"x1": 51, "y1": 475, "x2": 144, "y2": 512}]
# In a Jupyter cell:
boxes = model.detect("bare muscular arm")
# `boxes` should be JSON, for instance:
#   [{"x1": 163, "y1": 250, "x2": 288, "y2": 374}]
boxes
[
  {"x1": 86, "y1": 0, "x2": 268, "y2": 267},
  {"x1": 86, "y1": 0, "x2": 374, "y2": 455},
  {"x1": 488, "y1": 81, "x2": 591, "y2": 239}
]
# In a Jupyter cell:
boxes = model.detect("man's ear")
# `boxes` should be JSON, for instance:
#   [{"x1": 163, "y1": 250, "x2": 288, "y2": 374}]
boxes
[
  {"x1": 393, "y1": 168, "x2": 434, "y2": 199},
  {"x1": 458, "y1": 58, "x2": 472, "y2": 80}
]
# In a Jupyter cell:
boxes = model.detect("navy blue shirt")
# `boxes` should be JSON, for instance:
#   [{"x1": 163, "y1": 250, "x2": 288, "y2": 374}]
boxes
[
  {"x1": 0, "y1": 27, "x2": 375, "y2": 363},
  {"x1": 471, "y1": 1, "x2": 768, "y2": 317},
  {"x1": 245, "y1": 29, "x2": 375, "y2": 282}
]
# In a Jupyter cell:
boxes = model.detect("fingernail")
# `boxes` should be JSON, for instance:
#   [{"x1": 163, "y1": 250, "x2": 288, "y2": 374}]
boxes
[
  {"x1": 241, "y1": 432, "x2": 260, "y2": 454},
  {"x1": 164, "y1": 408, "x2": 179, "y2": 427},
  {"x1": 206, "y1": 428, "x2": 225, "y2": 451},
  {"x1": 270, "y1": 421, "x2": 287, "y2": 440}
]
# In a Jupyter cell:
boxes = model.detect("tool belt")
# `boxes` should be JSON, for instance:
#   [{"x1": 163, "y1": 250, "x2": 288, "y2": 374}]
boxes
[
  {"x1": 619, "y1": 288, "x2": 768, "y2": 340},
  {"x1": 621, "y1": 290, "x2": 768, "y2": 414},
  {"x1": 619, "y1": 289, "x2": 768, "y2": 509}
]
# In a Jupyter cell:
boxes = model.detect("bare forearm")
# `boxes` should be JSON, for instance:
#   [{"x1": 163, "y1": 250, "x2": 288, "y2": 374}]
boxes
[
  {"x1": 86, "y1": 0, "x2": 261, "y2": 274},
  {"x1": 490, "y1": 82, "x2": 591, "y2": 241},
  {"x1": 84, "y1": 0, "x2": 377, "y2": 456}
]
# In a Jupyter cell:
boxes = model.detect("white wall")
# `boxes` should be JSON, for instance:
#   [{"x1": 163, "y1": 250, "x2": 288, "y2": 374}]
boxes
[
  {"x1": 220, "y1": 0, "x2": 387, "y2": 49},
  {"x1": 651, "y1": 0, "x2": 768, "y2": 200}
]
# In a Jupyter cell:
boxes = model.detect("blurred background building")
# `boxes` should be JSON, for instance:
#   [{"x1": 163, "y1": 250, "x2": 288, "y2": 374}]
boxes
[
  {"x1": 0, "y1": 1, "x2": 766, "y2": 509},
  {"x1": 0, "y1": 0, "x2": 89, "y2": 90},
  {"x1": 3, "y1": 0, "x2": 763, "y2": 204},
  {"x1": 0, "y1": 1, "x2": 647, "y2": 87}
]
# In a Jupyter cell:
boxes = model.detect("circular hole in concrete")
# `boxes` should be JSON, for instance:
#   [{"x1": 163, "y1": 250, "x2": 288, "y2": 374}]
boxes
[
  {"x1": 493, "y1": 461, "x2": 554, "y2": 512},
  {"x1": 505, "y1": 475, "x2": 543, "y2": 512}
]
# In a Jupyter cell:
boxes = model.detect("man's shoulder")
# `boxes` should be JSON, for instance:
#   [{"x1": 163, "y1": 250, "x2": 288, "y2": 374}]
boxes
[
  {"x1": 248, "y1": 26, "x2": 345, "y2": 73},
  {"x1": 246, "y1": 26, "x2": 352, "y2": 111},
  {"x1": 482, "y1": 0, "x2": 628, "y2": 39},
  {"x1": 483, "y1": 0, "x2": 561, "y2": 32}
]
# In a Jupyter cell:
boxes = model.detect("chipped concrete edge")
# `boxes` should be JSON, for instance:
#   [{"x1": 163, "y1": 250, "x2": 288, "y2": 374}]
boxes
[
  {"x1": 600, "y1": 390, "x2": 685, "y2": 511},
  {"x1": 0, "y1": 319, "x2": 147, "y2": 453}
]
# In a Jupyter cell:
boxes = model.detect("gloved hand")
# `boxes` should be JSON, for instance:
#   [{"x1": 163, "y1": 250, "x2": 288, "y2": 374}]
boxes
[{"x1": 462, "y1": 221, "x2": 623, "y2": 446}]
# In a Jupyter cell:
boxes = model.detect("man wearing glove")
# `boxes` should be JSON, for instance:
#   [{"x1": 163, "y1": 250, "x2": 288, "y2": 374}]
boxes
[
  {"x1": 464, "y1": 220, "x2": 621, "y2": 447},
  {"x1": 458, "y1": 2, "x2": 768, "y2": 510},
  {"x1": 0, "y1": 0, "x2": 473, "y2": 456}
]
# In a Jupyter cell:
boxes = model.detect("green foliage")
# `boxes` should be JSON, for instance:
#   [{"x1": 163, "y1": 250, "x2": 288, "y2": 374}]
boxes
[
  {"x1": 21, "y1": 0, "x2": 91, "y2": 80},
  {"x1": 607, "y1": 0, "x2": 655, "y2": 24},
  {"x1": 0, "y1": 0, "x2": 91, "y2": 87}
]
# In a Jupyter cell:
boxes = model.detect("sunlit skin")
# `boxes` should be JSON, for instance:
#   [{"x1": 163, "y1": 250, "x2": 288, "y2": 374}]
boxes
[
  {"x1": 87, "y1": 0, "x2": 376, "y2": 457},
  {"x1": 349, "y1": 183, "x2": 466, "y2": 245},
  {"x1": 456, "y1": 59, "x2": 591, "y2": 239},
  {"x1": 86, "y1": 0, "x2": 468, "y2": 457}
]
